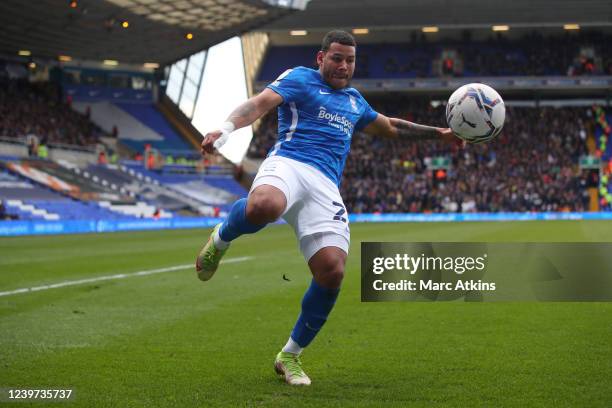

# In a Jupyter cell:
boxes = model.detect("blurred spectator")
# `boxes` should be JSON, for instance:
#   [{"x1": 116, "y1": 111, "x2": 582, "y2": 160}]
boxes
[
  {"x1": 0, "y1": 78, "x2": 104, "y2": 147},
  {"x1": 37, "y1": 142, "x2": 48, "y2": 159},
  {"x1": 0, "y1": 200, "x2": 17, "y2": 220},
  {"x1": 26, "y1": 132, "x2": 38, "y2": 157},
  {"x1": 452, "y1": 31, "x2": 610, "y2": 77},
  {"x1": 98, "y1": 150, "x2": 108, "y2": 164},
  {"x1": 442, "y1": 57, "x2": 455, "y2": 76}
]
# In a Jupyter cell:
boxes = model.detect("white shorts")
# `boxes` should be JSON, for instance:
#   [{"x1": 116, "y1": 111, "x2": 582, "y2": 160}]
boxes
[{"x1": 250, "y1": 156, "x2": 350, "y2": 261}]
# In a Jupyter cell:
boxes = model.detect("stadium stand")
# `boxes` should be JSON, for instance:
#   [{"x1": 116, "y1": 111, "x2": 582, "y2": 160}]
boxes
[
  {"x1": 83, "y1": 164, "x2": 138, "y2": 191},
  {"x1": 69, "y1": 100, "x2": 192, "y2": 155},
  {"x1": 0, "y1": 78, "x2": 104, "y2": 148},
  {"x1": 113, "y1": 103, "x2": 192, "y2": 152},
  {"x1": 26, "y1": 199, "x2": 135, "y2": 220},
  {"x1": 202, "y1": 176, "x2": 249, "y2": 198},
  {"x1": 594, "y1": 108, "x2": 612, "y2": 210},
  {"x1": 6, "y1": 159, "x2": 130, "y2": 202},
  {"x1": 74, "y1": 162, "x2": 197, "y2": 215},
  {"x1": 1, "y1": 27, "x2": 610, "y2": 228},
  {"x1": 71, "y1": 101, "x2": 164, "y2": 148},
  {"x1": 2, "y1": 159, "x2": 186, "y2": 219},
  {"x1": 0, "y1": 167, "x2": 141, "y2": 220},
  {"x1": 3, "y1": 199, "x2": 59, "y2": 220},
  {"x1": 0, "y1": 67, "x2": 194, "y2": 167},
  {"x1": 119, "y1": 162, "x2": 246, "y2": 214},
  {"x1": 0, "y1": 169, "x2": 62, "y2": 201},
  {"x1": 258, "y1": 32, "x2": 612, "y2": 80}
]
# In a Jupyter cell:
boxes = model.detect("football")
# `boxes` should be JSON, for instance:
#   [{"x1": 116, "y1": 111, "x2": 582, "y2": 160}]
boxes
[{"x1": 446, "y1": 83, "x2": 505, "y2": 144}]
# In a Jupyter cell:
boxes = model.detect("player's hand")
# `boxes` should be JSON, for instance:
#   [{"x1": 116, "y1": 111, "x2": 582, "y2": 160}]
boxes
[
  {"x1": 438, "y1": 128, "x2": 466, "y2": 148},
  {"x1": 201, "y1": 130, "x2": 223, "y2": 155}
]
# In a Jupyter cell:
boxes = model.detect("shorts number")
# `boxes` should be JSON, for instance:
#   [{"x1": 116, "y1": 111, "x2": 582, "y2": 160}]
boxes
[{"x1": 332, "y1": 201, "x2": 347, "y2": 223}]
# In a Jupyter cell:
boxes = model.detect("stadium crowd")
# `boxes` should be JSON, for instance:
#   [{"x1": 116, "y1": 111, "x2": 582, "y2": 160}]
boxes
[
  {"x1": 455, "y1": 31, "x2": 611, "y2": 77},
  {"x1": 248, "y1": 101, "x2": 592, "y2": 213},
  {"x1": 260, "y1": 31, "x2": 612, "y2": 80},
  {"x1": 0, "y1": 78, "x2": 104, "y2": 148},
  {"x1": 378, "y1": 31, "x2": 612, "y2": 78}
]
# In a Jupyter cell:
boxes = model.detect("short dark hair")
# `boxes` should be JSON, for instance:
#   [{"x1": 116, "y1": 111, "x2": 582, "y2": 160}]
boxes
[{"x1": 321, "y1": 30, "x2": 356, "y2": 52}]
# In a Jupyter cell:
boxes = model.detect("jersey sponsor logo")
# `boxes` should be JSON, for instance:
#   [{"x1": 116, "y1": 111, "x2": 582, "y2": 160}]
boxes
[
  {"x1": 317, "y1": 106, "x2": 354, "y2": 137},
  {"x1": 319, "y1": 89, "x2": 331, "y2": 95}
]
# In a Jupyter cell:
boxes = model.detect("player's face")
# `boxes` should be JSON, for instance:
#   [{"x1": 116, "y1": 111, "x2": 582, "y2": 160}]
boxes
[{"x1": 317, "y1": 42, "x2": 355, "y2": 89}]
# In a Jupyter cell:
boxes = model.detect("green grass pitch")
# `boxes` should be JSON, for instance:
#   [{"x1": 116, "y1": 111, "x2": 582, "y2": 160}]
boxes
[{"x1": 1, "y1": 221, "x2": 611, "y2": 407}]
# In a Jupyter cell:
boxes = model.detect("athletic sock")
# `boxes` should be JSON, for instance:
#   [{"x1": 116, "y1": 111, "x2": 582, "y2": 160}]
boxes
[
  {"x1": 213, "y1": 228, "x2": 230, "y2": 250},
  {"x1": 281, "y1": 337, "x2": 303, "y2": 355},
  {"x1": 290, "y1": 279, "x2": 340, "y2": 348},
  {"x1": 218, "y1": 198, "x2": 266, "y2": 242}
]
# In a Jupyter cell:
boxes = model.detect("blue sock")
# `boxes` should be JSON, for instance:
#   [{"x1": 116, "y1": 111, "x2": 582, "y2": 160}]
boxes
[
  {"x1": 219, "y1": 198, "x2": 266, "y2": 242},
  {"x1": 291, "y1": 279, "x2": 340, "y2": 348}
]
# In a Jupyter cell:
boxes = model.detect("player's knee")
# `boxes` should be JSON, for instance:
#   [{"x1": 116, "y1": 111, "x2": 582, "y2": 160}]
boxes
[
  {"x1": 316, "y1": 256, "x2": 345, "y2": 289},
  {"x1": 246, "y1": 195, "x2": 284, "y2": 224}
]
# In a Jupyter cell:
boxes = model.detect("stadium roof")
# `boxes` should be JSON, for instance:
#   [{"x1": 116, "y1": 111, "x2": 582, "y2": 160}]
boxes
[
  {"x1": 0, "y1": 0, "x2": 308, "y2": 66},
  {"x1": 1, "y1": 0, "x2": 609, "y2": 66},
  {"x1": 263, "y1": 0, "x2": 612, "y2": 31}
]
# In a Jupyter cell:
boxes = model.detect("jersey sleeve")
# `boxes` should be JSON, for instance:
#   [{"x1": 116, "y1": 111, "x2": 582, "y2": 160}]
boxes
[
  {"x1": 355, "y1": 97, "x2": 379, "y2": 131},
  {"x1": 266, "y1": 68, "x2": 304, "y2": 104}
]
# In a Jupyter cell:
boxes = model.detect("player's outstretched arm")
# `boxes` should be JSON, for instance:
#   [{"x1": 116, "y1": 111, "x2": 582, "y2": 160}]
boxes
[
  {"x1": 201, "y1": 88, "x2": 283, "y2": 155},
  {"x1": 363, "y1": 113, "x2": 460, "y2": 145}
]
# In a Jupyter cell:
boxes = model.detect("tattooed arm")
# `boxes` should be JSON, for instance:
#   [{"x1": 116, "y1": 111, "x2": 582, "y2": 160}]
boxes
[
  {"x1": 363, "y1": 113, "x2": 458, "y2": 144},
  {"x1": 201, "y1": 88, "x2": 283, "y2": 155},
  {"x1": 226, "y1": 88, "x2": 282, "y2": 129}
]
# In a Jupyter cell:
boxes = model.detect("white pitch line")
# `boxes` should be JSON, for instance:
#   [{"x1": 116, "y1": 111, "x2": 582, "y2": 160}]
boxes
[{"x1": 0, "y1": 256, "x2": 253, "y2": 298}]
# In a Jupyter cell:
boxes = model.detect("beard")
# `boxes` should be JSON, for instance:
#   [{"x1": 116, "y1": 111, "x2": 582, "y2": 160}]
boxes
[{"x1": 322, "y1": 66, "x2": 351, "y2": 89}]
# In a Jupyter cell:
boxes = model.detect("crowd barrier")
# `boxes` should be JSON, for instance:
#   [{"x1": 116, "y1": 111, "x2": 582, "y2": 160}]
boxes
[
  {"x1": 1, "y1": 212, "x2": 612, "y2": 236},
  {"x1": 349, "y1": 212, "x2": 612, "y2": 223},
  {"x1": 0, "y1": 217, "x2": 219, "y2": 236}
]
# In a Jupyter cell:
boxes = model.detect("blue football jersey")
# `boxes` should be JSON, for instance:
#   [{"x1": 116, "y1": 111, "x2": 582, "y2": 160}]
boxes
[{"x1": 266, "y1": 66, "x2": 378, "y2": 186}]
